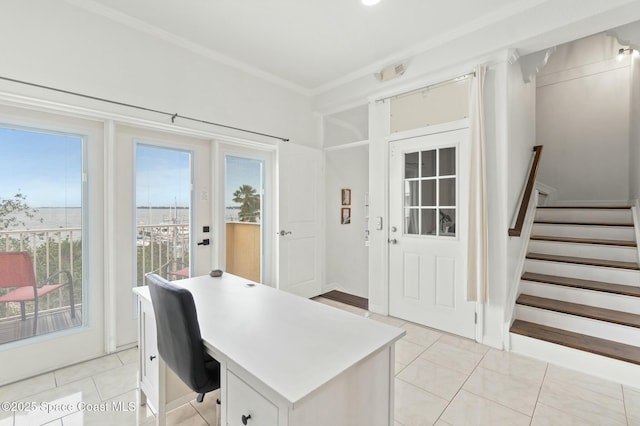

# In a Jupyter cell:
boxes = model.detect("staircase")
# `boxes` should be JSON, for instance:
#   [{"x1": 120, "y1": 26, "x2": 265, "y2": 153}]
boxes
[{"x1": 509, "y1": 205, "x2": 640, "y2": 384}]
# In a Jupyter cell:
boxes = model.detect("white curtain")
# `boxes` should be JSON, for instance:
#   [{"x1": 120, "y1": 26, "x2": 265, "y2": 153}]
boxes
[{"x1": 467, "y1": 64, "x2": 488, "y2": 303}]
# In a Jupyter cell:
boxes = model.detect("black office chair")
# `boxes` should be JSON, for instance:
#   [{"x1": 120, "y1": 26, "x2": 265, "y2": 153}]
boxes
[{"x1": 146, "y1": 273, "x2": 221, "y2": 404}]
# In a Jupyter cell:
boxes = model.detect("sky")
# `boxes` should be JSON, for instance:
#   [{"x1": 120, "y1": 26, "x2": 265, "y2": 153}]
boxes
[
  {"x1": 0, "y1": 126, "x2": 262, "y2": 209},
  {"x1": 0, "y1": 126, "x2": 82, "y2": 207}
]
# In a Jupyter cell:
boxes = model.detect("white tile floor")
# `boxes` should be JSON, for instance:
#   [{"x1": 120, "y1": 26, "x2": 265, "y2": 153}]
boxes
[{"x1": 0, "y1": 297, "x2": 638, "y2": 425}]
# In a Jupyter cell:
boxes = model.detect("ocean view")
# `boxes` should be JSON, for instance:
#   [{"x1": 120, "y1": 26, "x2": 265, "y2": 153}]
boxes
[
  {"x1": 5, "y1": 207, "x2": 247, "y2": 231},
  {"x1": 6, "y1": 207, "x2": 190, "y2": 231}
]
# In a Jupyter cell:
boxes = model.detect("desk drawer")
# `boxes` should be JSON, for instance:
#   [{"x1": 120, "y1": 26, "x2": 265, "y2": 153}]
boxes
[{"x1": 227, "y1": 371, "x2": 278, "y2": 426}]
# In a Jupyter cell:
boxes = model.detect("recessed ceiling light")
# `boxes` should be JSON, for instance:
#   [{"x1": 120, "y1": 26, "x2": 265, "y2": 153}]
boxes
[{"x1": 362, "y1": 0, "x2": 381, "y2": 6}]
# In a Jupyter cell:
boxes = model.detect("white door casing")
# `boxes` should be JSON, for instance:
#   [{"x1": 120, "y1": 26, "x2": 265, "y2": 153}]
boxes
[
  {"x1": 388, "y1": 129, "x2": 475, "y2": 338},
  {"x1": 277, "y1": 142, "x2": 323, "y2": 298}
]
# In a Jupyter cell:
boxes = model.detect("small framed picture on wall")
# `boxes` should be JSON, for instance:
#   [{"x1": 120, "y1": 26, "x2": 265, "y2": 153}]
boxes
[
  {"x1": 341, "y1": 207, "x2": 351, "y2": 225},
  {"x1": 341, "y1": 188, "x2": 351, "y2": 205}
]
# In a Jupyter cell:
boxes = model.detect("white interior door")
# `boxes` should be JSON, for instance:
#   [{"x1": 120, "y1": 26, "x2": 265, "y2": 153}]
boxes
[
  {"x1": 277, "y1": 143, "x2": 323, "y2": 298},
  {"x1": 388, "y1": 129, "x2": 475, "y2": 338}
]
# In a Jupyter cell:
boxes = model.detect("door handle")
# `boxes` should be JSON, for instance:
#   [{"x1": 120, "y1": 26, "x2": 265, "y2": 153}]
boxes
[
  {"x1": 197, "y1": 239, "x2": 210, "y2": 246},
  {"x1": 388, "y1": 238, "x2": 398, "y2": 244},
  {"x1": 278, "y1": 230, "x2": 292, "y2": 236}
]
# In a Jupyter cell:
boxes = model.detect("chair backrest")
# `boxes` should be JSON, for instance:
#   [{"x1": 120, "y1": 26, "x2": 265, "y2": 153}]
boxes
[
  {"x1": 0, "y1": 252, "x2": 36, "y2": 289},
  {"x1": 146, "y1": 273, "x2": 214, "y2": 393}
]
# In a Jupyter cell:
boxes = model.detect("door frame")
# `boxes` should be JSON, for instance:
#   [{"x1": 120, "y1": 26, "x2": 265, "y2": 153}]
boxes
[
  {"x1": 375, "y1": 106, "x2": 483, "y2": 342},
  {"x1": 213, "y1": 142, "x2": 276, "y2": 286}
]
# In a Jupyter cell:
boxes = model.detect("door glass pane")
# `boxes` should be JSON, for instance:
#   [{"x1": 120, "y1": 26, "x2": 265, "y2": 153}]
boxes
[
  {"x1": 421, "y1": 150, "x2": 436, "y2": 177},
  {"x1": 225, "y1": 156, "x2": 263, "y2": 282},
  {"x1": 421, "y1": 209, "x2": 436, "y2": 235},
  {"x1": 440, "y1": 209, "x2": 456, "y2": 237},
  {"x1": 136, "y1": 145, "x2": 191, "y2": 285},
  {"x1": 404, "y1": 208, "x2": 419, "y2": 234},
  {"x1": 404, "y1": 181, "x2": 419, "y2": 207},
  {"x1": 421, "y1": 180, "x2": 436, "y2": 206},
  {"x1": 440, "y1": 147, "x2": 456, "y2": 175},
  {"x1": 0, "y1": 127, "x2": 83, "y2": 344},
  {"x1": 404, "y1": 152, "x2": 419, "y2": 178},
  {"x1": 439, "y1": 178, "x2": 456, "y2": 206}
]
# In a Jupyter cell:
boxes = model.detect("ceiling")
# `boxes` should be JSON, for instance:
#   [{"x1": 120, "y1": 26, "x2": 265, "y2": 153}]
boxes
[{"x1": 68, "y1": 0, "x2": 557, "y2": 94}]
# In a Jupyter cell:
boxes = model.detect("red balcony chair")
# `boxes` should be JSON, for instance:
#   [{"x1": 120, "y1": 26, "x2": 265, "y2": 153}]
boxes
[{"x1": 0, "y1": 251, "x2": 75, "y2": 335}]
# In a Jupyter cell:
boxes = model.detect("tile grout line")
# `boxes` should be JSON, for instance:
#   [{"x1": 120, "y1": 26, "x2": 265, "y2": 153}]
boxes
[
  {"x1": 528, "y1": 362, "x2": 550, "y2": 425},
  {"x1": 431, "y1": 343, "x2": 489, "y2": 425},
  {"x1": 622, "y1": 386, "x2": 630, "y2": 426}
]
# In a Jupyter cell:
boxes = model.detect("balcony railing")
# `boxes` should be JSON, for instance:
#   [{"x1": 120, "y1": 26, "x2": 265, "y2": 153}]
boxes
[
  {"x1": 0, "y1": 224, "x2": 189, "y2": 336},
  {"x1": 136, "y1": 223, "x2": 190, "y2": 285}
]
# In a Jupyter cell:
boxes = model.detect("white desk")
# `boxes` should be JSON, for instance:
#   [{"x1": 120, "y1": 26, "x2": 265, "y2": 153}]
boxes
[{"x1": 134, "y1": 273, "x2": 405, "y2": 426}]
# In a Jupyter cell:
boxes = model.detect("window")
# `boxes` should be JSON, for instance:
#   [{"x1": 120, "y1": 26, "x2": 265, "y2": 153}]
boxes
[
  {"x1": 403, "y1": 146, "x2": 456, "y2": 237},
  {"x1": 0, "y1": 126, "x2": 84, "y2": 344}
]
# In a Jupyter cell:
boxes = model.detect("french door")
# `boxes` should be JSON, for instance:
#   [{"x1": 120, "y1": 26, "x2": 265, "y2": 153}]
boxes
[
  {"x1": 0, "y1": 106, "x2": 105, "y2": 385},
  {"x1": 214, "y1": 142, "x2": 275, "y2": 286},
  {"x1": 388, "y1": 129, "x2": 476, "y2": 338},
  {"x1": 114, "y1": 125, "x2": 212, "y2": 348}
]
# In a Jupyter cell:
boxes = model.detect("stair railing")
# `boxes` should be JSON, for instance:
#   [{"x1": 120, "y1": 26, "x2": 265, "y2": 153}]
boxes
[{"x1": 509, "y1": 145, "x2": 543, "y2": 237}]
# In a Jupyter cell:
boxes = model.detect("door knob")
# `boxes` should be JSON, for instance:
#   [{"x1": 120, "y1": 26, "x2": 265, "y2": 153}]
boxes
[
  {"x1": 278, "y1": 230, "x2": 292, "y2": 236},
  {"x1": 388, "y1": 238, "x2": 398, "y2": 244},
  {"x1": 242, "y1": 414, "x2": 252, "y2": 425}
]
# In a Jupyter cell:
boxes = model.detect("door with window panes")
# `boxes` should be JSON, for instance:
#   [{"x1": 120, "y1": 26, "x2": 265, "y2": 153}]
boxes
[{"x1": 388, "y1": 129, "x2": 475, "y2": 338}]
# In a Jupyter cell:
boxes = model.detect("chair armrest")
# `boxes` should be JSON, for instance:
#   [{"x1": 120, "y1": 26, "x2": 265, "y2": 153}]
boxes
[
  {"x1": 42, "y1": 270, "x2": 73, "y2": 288},
  {"x1": 42, "y1": 270, "x2": 76, "y2": 318}
]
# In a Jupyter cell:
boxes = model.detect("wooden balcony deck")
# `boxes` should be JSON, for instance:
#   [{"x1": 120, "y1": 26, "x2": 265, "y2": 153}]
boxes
[{"x1": 0, "y1": 305, "x2": 82, "y2": 345}]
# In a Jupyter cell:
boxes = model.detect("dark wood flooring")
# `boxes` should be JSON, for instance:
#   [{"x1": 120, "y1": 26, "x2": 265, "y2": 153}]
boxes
[
  {"x1": 529, "y1": 235, "x2": 636, "y2": 247},
  {"x1": 320, "y1": 290, "x2": 368, "y2": 310},
  {"x1": 516, "y1": 294, "x2": 640, "y2": 329},
  {"x1": 526, "y1": 252, "x2": 640, "y2": 270},
  {"x1": 521, "y1": 272, "x2": 640, "y2": 297}
]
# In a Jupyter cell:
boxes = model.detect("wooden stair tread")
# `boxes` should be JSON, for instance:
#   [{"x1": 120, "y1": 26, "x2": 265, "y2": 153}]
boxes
[
  {"x1": 521, "y1": 272, "x2": 640, "y2": 297},
  {"x1": 529, "y1": 235, "x2": 636, "y2": 247},
  {"x1": 510, "y1": 320, "x2": 640, "y2": 365},
  {"x1": 516, "y1": 294, "x2": 640, "y2": 328},
  {"x1": 534, "y1": 221, "x2": 634, "y2": 227},
  {"x1": 526, "y1": 252, "x2": 640, "y2": 270},
  {"x1": 537, "y1": 206, "x2": 631, "y2": 209}
]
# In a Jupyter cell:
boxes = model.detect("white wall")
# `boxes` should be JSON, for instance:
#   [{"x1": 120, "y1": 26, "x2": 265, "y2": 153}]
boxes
[
  {"x1": 323, "y1": 105, "x2": 369, "y2": 148},
  {"x1": 536, "y1": 34, "x2": 630, "y2": 202},
  {"x1": 324, "y1": 147, "x2": 369, "y2": 298},
  {"x1": 505, "y1": 60, "x2": 538, "y2": 327},
  {"x1": 481, "y1": 62, "x2": 510, "y2": 348},
  {"x1": 630, "y1": 55, "x2": 640, "y2": 200},
  {"x1": 0, "y1": 0, "x2": 315, "y2": 147}
]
